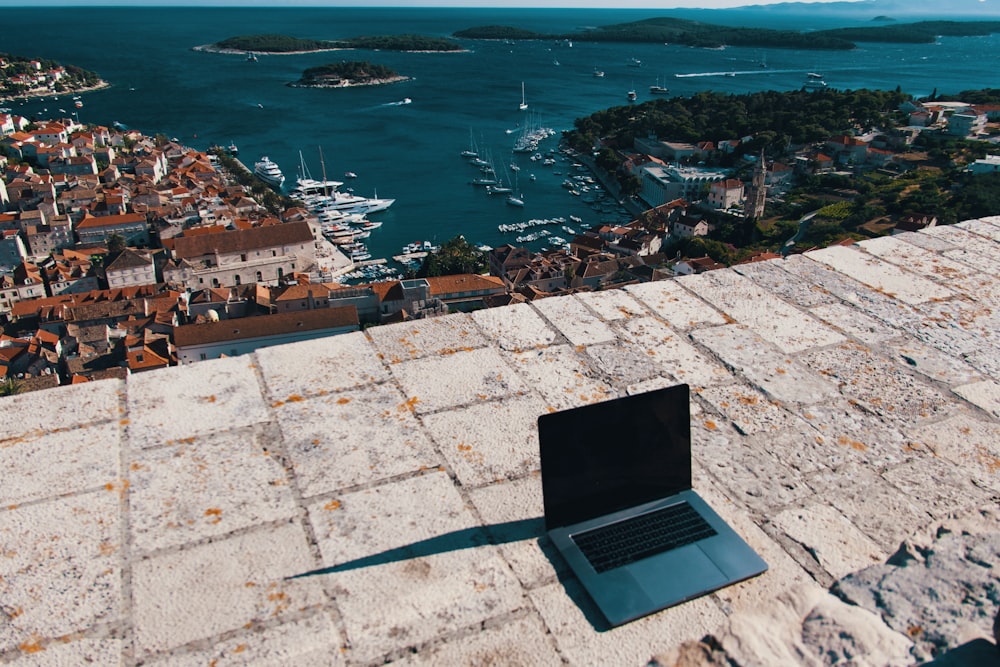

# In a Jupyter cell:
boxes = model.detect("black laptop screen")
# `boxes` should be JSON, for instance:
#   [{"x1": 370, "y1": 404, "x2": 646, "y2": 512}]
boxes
[{"x1": 538, "y1": 384, "x2": 693, "y2": 531}]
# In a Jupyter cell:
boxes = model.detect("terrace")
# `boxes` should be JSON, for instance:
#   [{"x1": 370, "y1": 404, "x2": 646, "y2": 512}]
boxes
[{"x1": 1, "y1": 219, "x2": 999, "y2": 666}]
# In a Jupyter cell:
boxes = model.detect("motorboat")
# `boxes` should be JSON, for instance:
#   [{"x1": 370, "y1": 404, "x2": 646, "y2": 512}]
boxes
[
  {"x1": 804, "y1": 72, "x2": 828, "y2": 89},
  {"x1": 253, "y1": 156, "x2": 285, "y2": 189},
  {"x1": 627, "y1": 89, "x2": 637, "y2": 102}
]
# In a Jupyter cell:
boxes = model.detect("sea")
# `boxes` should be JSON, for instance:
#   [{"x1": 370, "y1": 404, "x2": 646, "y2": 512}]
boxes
[{"x1": 3, "y1": 6, "x2": 1000, "y2": 263}]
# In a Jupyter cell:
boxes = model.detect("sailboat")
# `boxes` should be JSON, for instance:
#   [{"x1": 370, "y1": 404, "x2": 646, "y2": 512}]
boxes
[
  {"x1": 506, "y1": 169, "x2": 524, "y2": 207},
  {"x1": 519, "y1": 82, "x2": 528, "y2": 111},
  {"x1": 649, "y1": 77, "x2": 669, "y2": 95}
]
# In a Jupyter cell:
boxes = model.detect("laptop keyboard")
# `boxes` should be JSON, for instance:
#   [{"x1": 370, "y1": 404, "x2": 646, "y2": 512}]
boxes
[{"x1": 571, "y1": 502, "x2": 717, "y2": 573}]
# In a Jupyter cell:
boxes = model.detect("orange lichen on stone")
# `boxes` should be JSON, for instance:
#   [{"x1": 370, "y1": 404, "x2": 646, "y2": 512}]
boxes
[
  {"x1": 458, "y1": 443, "x2": 472, "y2": 452},
  {"x1": 402, "y1": 396, "x2": 419, "y2": 412},
  {"x1": 337, "y1": 397, "x2": 351, "y2": 405},
  {"x1": 205, "y1": 508, "x2": 223, "y2": 517},
  {"x1": 130, "y1": 462, "x2": 144, "y2": 471},
  {"x1": 324, "y1": 500, "x2": 342, "y2": 511},
  {"x1": 837, "y1": 435, "x2": 867, "y2": 451},
  {"x1": 775, "y1": 367, "x2": 787, "y2": 375},
  {"x1": 234, "y1": 644, "x2": 247, "y2": 654},
  {"x1": 704, "y1": 420, "x2": 718, "y2": 431},
  {"x1": 245, "y1": 581, "x2": 256, "y2": 587},
  {"x1": 120, "y1": 418, "x2": 130, "y2": 426},
  {"x1": 286, "y1": 395, "x2": 305, "y2": 403},
  {"x1": 204, "y1": 395, "x2": 217, "y2": 403},
  {"x1": 576, "y1": 345, "x2": 586, "y2": 353},
  {"x1": 18, "y1": 638, "x2": 45, "y2": 654},
  {"x1": 738, "y1": 394, "x2": 759, "y2": 405}
]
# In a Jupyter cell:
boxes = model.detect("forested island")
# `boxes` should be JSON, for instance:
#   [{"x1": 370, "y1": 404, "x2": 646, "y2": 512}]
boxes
[
  {"x1": 199, "y1": 33, "x2": 462, "y2": 54},
  {"x1": 0, "y1": 52, "x2": 105, "y2": 99},
  {"x1": 455, "y1": 17, "x2": 1000, "y2": 50},
  {"x1": 288, "y1": 61, "x2": 408, "y2": 88}
]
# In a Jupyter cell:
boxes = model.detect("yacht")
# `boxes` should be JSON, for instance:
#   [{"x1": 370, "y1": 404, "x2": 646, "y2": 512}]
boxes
[
  {"x1": 290, "y1": 150, "x2": 342, "y2": 198},
  {"x1": 254, "y1": 156, "x2": 285, "y2": 189},
  {"x1": 804, "y1": 72, "x2": 828, "y2": 89},
  {"x1": 313, "y1": 190, "x2": 395, "y2": 215},
  {"x1": 627, "y1": 89, "x2": 638, "y2": 102},
  {"x1": 649, "y1": 77, "x2": 669, "y2": 95}
]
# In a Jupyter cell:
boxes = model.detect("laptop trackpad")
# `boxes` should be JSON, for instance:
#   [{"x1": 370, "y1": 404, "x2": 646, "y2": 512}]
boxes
[{"x1": 629, "y1": 544, "x2": 728, "y2": 603}]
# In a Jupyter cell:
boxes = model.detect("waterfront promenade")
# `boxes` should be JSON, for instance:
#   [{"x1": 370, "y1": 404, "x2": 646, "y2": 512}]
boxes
[{"x1": 1, "y1": 219, "x2": 998, "y2": 666}]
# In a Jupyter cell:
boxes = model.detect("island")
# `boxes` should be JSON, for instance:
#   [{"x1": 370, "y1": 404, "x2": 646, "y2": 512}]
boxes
[
  {"x1": 0, "y1": 52, "x2": 107, "y2": 101},
  {"x1": 196, "y1": 33, "x2": 463, "y2": 55},
  {"x1": 454, "y1": 17, "x2": 1000, "y2": 51},
  {"x1": 288, "y1": 61, "x2": 409, "y2": 88}
]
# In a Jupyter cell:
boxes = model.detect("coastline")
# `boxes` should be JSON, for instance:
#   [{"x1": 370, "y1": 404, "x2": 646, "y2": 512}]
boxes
[
  {"x1": 287, "y1": 75, "x2": 411, "y2": 89},
  {"x1": 6, "y1": 80, "x2": 111, "y2": 104},
  {"x1": 192, "y1": 44, "x2": 349, "y2": 55}
]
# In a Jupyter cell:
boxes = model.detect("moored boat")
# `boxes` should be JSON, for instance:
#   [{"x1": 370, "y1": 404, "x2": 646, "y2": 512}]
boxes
[{"x1": 254, "y1": 156, "x2": 285, "y2": 189}]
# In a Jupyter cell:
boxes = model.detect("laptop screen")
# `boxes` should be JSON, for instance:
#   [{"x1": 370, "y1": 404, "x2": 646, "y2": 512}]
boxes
[{"x1": 539, "y1": 384, "x2": 693, "y2": 531}]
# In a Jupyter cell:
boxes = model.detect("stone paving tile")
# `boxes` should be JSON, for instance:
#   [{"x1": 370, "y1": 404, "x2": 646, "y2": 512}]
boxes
[
  {"x1": 389, "y1": 347, "x2": 529, "y2": 415},
  {"x1": 505, "y1": 344, "x2": 614, "y2": 412},
  {"x1": 691, "y1": 324, "x2": 839, "y2": 405},
  {"x1": 625, "y1": 279, "x2": 728, "y2": 331},
  {"x1": 145, "y1": 612, "x2": 344, "y2": 667},
  {"x1": 5, "y1": 637, "x2": 123, "y2": 666},
  {"x1": 698, "y1": 383, "x2": 806, "y2": 435},
  {"x1": 255, "y1": 331, "x2": 388, "y2": 401},
  {"x1": 366, "y1": 312, "x2": 488, "y2": 363},
  {"x1": 129, "y1": 427, "x2": 298, "y2": 553},
  {"x1": 393, "y1": 614, "x2": 563, "y2": 666},
  {"x1": 856, "y1": 236, "x2": 988, "y2": 293},
  {"x1": 881, "y1": 453, "x2": 997, "y2": 520},
  {"x1": 0, "y1": 420, "x2": 120, "y2": 506},
  {"x1": 531, "y1": 295, "x2": 616, "y2": 346},
  {"x1": 806, "y1": 245, "x2": 955, "y2": 305},
  {"x1": 799, "y1": 341, "x2": 954, "y2": 427},
  {"x1": 942, "y1": 245, "x2": 1000, "y2": 276},
  {"x1": 924, "y1": 224, "x2": 1000, "y2": 264},
  {"x1": 902, "y1": 299, "x2": 994, "y2": 360},
  {"x1": 806, "y1": 463, "x2": 932, "y2": 552},
  {"x1": 273, "y1": 382, "x2": 438, "y2": 498},
  {"x1": 471, "y1": 302, "x2": 558, "y2": 352},
  {"x1": 619, "y1": 316, "x2": 732, "y2": 388},
  {"x1": 906, "y1": 412, "x2": 1000, "y2": 492},
  {"x1": 529, "y1": 577, "x2": 726, "y2": 667},
  {"x1": 422, "y1": 394, "x2": 547, "y2": 487},
  {"x1": 585, "y1": 339, "x2": 670, "y2": 389},
  {"x1": 0, "y1": 490, "x2": 120, "y2": 653},
  {"x1": 126, "y1": 357, "x2": 269, "y2": 448},
  {"x1": 575, "y1": 289, "x2": 649, "y2": 321},
  {"x1": 679, "y1": 270, "x2": 845, "y2": 353},
  {"x1": 305, "y1": 472, "x2": 525, "y2": 664},
  {"x1": 733, "y1": 258, "x2": 840, "y2": 308},
  {"x1": 888, "y1": 338, "x2": 984, "y2": 387},
  {"x1": 770, "y1": 504, "x2": 887, "y2": 580},
  {"x1": 961, "y1": 216, "x2": 1000, "y2": 240},
  {"x1": 808, "y1": 302, "x2": 900, "y2": 346},
  {"x1": 953, "y1": 379, "x2": 1000, "y2": 419},
  {"x1": 132, "y1": 522, "x2": 325, "y2": 659},
  {"x1": 0, "y1": 379, "x2": 122, "y2": 440},
  {"x1": 897, "y1": 229, "x2": 960, "y2": 252},
  {"x1": 466, "y1": 475, "x2": 558, "y2": 589}
]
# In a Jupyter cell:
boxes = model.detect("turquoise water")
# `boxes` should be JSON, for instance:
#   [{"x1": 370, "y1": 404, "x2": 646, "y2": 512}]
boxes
[{"x1": 4, "y1": 7, "x2": 999, "y2": 260}]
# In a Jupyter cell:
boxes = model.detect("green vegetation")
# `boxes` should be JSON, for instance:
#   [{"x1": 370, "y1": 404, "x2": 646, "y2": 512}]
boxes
[
  {"x1": 414, "y1": 236, "x2": 488, "y2": 278},
  {"x1": 453, "y1": 26, "x2": 547, "y2": 40},
  {"x1": 338, "y1": 34, "x2": 462, "y2": 51},
  {"x1": 215, "y1": 35, "x2": 334, "y2": 52},
  {"x1": 0, "y1": 377, "x2": 24, "y2": 397},
  {"x1": 294, "y1": 61, "x2": 401, "y2": 86},
  {"x1": 210, "y1": 150, "x2": 298, "y2": 215}
]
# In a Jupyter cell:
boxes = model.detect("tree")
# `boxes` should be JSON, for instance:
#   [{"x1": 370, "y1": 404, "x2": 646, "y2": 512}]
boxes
[
  {"x1": 417, "y1": 236, "x2": 487, "y2": 277},
  {"x1": 0, "y1": 377, "x2": 24, "y2": 396},
  {"x1": 107, "y1": 232, "x2": 126, "y2": 256}
]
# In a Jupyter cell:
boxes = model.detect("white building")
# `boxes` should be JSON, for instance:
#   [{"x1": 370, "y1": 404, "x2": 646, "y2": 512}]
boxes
[
  {"x1": 969, "y1": 155, "x2": 1000, "y2": 175},
  {"x1": 639, "y1": 165, "x2": 728, "y2": 207}
]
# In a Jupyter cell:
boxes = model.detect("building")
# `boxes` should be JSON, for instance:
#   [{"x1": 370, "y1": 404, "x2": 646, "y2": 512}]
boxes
[
  {"x1": 164, "y1": 221, "x2": 317, "y2": 290},
  {"x1": 639, "y1": 165, "x2": 728, "y2": 208},
  {"x1": 105, "y1": 249, "x2": 157, "y2": 289},
  {"x1": 75, "y1": 212, "x2": 151, "y2": 247},
  {"x1": 173, "y1": 306, "x2": 359, "y2": 363},
  {"x1": 707, "y1": 178, "x2": 744, "y2": 210},
  {"x1": 969, "y1": 155, "x2": 1000, "y2": 175},
  {"x1": 947, "y1": 111, "x2": 986, "y2": 137}
]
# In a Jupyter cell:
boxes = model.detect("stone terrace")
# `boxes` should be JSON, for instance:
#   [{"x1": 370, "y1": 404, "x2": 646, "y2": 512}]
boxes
[{"x1": 2, "y1": 219, "x2": 999, "y2": 666}]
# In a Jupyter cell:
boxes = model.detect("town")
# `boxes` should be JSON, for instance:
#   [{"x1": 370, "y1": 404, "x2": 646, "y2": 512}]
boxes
[{"x1": 1, "y1": 80, "x2": 999, "y2": 392}]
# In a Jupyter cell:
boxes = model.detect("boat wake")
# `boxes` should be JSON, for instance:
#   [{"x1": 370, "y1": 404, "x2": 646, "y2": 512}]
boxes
[
  {"x1": 675, "y1": 69, "x2": 798, "y2": 78},
  {"x1": 384, "y1": 98, "x2": 412, "y2": 106}
]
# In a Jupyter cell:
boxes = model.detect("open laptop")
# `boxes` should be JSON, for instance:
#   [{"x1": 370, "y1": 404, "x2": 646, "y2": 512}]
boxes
[{"x1": 538, "y1": 383, "x2": 767, "y2": 627}]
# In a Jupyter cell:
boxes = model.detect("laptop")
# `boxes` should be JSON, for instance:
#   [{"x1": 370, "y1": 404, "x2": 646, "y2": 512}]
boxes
[{"x1": 538, "y1": 383, "x2": 767, "y2": 627}]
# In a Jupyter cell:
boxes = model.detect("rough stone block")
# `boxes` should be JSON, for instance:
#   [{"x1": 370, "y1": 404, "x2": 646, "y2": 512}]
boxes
[
  {"x1": 953, "y1": 379, "x2": 1000, "y2": 419},
  {"x1": 770, "y1": 505, "x2": 887, "y2": 580},
  {"x1": 625, "y1": 279, "x2": 728, "y2": 331},
  {"x1": 808, "y1": 302, "x2": 900, "y2": 346},
  {"x1": 392, "y1": 615, "x2": 563, "y2": 666},
  {"x1": 531, "y1": 295, "x2": 616, "y2": 346},
  {"x1": 504, "y1": 344, "x2": 614, "y2": 412},
  {"x1": 471, "y1": 302, "x2": 558, "y2": 351},
  {"x1": 367, "y1": 312, "x2": 487, "y2": 363},
  {"x1": 619, "y1": 316, "x2": 732, "y2": 388},
  {"x1": 906, "y1": 412, "x2": 1000, "y2": 492},
  {"x1": 734, "y1": 259, "x2": 839, "y2": 308},
  {"x1": 0, "y1": 379, "x2": 122, "y2": 439},
  {"x1": 807, "y1": 245, "x2": 955, "y2": 305},
  {"x1": 576, "y1": 289, "x2": 648, "y2": 321}
]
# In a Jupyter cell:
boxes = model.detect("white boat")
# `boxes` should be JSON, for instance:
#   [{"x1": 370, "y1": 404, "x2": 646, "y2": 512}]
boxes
[
  {"x1": 627, "y1": 89, "x2": 637, "y2": 102},
  {"x1": 506, "y1": 194, "x2": 525, "y2": 207},
  {"x1": 519, "y1": 81, "x2": 528, "y2": 111},
  {"x1": 314, "y1": 191, "x2": 395, "y2": 215},
  {"x1": 291, "y1": 150, "x2": 343, "y2": 198},
  {"x1": 254, "y1": 156, "x2": 285, "y2": 189},
  {"x1": 650, "y1": 77, "x2": 669, "y2": 94},
  {"x1": 628, "y1": 57, "x2": 642, "y2": 68},
  {"x1": 593, "y1": 68, "x2": 605, "y2": 78},
  {"x1": 460, "y1": 128, "x2": 479, "y2": 158},
  {"x1": 804, "y1": 72, "x2": 827, "y2": 89},
  {"x1": 344, "y1": 171, "x2": 358, "y2": 179}
]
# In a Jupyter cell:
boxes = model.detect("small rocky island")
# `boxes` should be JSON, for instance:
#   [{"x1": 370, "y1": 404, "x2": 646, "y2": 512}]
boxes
[{"x1": 289, "y1": 61, "x2": 409, "y2": 88}]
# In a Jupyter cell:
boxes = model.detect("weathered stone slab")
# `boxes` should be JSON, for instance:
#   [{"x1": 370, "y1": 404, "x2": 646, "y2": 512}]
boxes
[
  {"x1": 367, "y1": 312, "x2": 487, "y2": 363},
  {"x1": 924, "y1": 224, "x2": 1000, "y2": 263},
  {"x1": 734, "y1": 259, "x2": 839, "y2": 308},
  {"x1": 0, "y1": 379, "x2": 122, "y2": 440},
  {"x1": 394, "y1": 614, "x2": 564, "y2": 666},
  {"x1": 678, "y1": 270, "x2": 845, "y2": 353},
  {"x1": 530, "y1": 577, "x2": 726, "y2": 666},
  {"x1": 888, "y1": 338, "x2": 984, "y2": 387},
  {"x1": 953, "y1": 379, "x2": 1000, "y2": 419},
  {"x1": 576, "y1": 289, "x2": 649, "y2": 321},
  {"x1": 585, "y1": 340, "x2": 669, "y2": 388},
  {"x1": 770, "y1": 504, "x2": 887, "y2": 580},
  {"x1": 126, "y1": 356, "x2": 269, "y2": 448},
  {"x1": 691, "y1": 325, "x2": 839, "y2": 405},
  {"x1": 0, "y1": 491, "x2": 121, "y2": 653},
  {"x1": 129, "y1": 427, "x2": 297, "y2": 553},
  {"x1": 145, "y1": 612, "x2": 343, "y2": 667},
  {"x1": 255, "y1": 330, "x2": 388, "y2": 400},
  {"x1": 625, "y1": 279, "x2": 728, "y2": 331},
  {"x1": 273, "y1": 381, "x2": 438, "y2": 498},
  {"x1": 471, "y1": 302, "x2": 558, "y2": 351},
  {"x1": 698, "y1": 383, "x2": 805, "y2": 435},
  {"x1": 900, "y1": 229, "x2": 960, "y2": 252},
  {"x1": 960, "y1": 217, "x2": 1000, "y2": 241},
  {"x1": 422, "y1": 393, "x2": 547, "y2": 487},
  {"x1": 532, "y1": 295, "x2": 616, "y2": 346},
  {"x1": 5, "y1": 637, "x2": 123, "y2": 666},
  {"x1": 389, "y1": 346, "x2": 529, "y2": 415},
  {"x1": 504, "y1": 344, "x2": 614, "y2": 412},
  {"x1": 881, "y1": 454, "x2": 996, "y2": 520},
  {"x1": 132, "y1": 522, "x2": 324, "y2": 658},
  {"x1": 306, "y1": 472, "x2": 524, "y2": 664},
  {"x1": 906, "y1": 412, "x2": 1000, "y2": 492},
  {"x1": 619, "y1": 316, "x2": 733, "y2": 388},
  {"x1": 806, "y1": 245, "x2": 955, "y2": 305},
  {"x1": 0, "y1": 420, "x2": 120, "y2": 506},
  {"x1": 857, "y1": 236, "x2": 985, "y2": 292},
  {"x1": 808, "y1": 302, "x2": 900, "y2": 346}
]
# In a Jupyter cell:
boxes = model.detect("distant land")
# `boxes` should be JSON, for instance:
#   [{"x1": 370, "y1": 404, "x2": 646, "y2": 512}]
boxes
[
  {"x1": 740, "y1": 0, "x2": 1000, "y2": 19},
  {"x1": 455, "y1": 18, "x2": 1000, "y2": 51},
  {"x1": 197, "y1": 34, "x2": 462, "y2": 55},
  {"x1": 288, "y1": 61, "x2": 409, "y2": 89}
]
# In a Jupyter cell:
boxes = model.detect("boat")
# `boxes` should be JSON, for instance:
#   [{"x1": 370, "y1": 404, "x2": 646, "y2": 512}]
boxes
[
  {"x1": 246, "y1": 51, "x2": 258, "y2": 62},
  {"x1": 519, "y1": 82, "x2": 528, "y2": 111},
  {"x1": 593, "y1": 68, "x2": 605, "y2": 78},
  {"x1": 649, "y1": 77, "x2": 669, "y2": 95},
  {"x1": 628, "y1": 57, "x2": 642, "y2": 68},
  {"x1": 344, "y1": 171, "x2": 358, "y2": 179},
  {"x1": 506, "y1": 194, "x2": 524, "y2": 207},
  {"x1": 627, "y1": 89, "x2": 637, "y2": 102},
  {"x1": 804, "y1": 72, "x2": 827, "y2": 89},
  {"x1": 74, "y1": 100, "x2": 83, "y2": 108},
  {"x1": 227, "y1": 142, "x2": 239, "y2": 156},
  {"x1": 254, "y1": 156, "x2": 285, "y2": 189},
  {"x1": 460, "y1": 128, "x2": 479, "y2": 159},
  {"x1": 290, "y1": 150, "x2": 343, "y2": 198}
]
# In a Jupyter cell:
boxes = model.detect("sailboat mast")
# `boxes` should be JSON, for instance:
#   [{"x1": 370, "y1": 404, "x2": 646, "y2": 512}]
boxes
[{"x1": 318, "y1": 146, "x2": 329, "y2": 197}]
